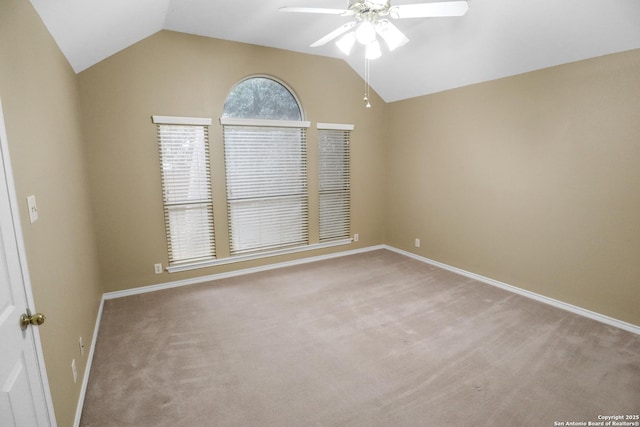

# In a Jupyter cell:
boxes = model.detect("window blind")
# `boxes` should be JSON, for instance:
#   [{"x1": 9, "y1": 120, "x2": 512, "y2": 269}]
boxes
[
  {"x1": 318, "y1": 123, "x2": 353, "y2": 242},
  {"x1": 222, "y1": 119, "x2": 309, "y2": 255},
  {"x1": 153, "y1": 116, "x2": 215, "y2": 265}
]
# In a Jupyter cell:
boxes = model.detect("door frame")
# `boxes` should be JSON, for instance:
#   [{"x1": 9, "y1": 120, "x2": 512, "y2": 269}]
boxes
[{"x1": 0, "y1": 96, "x2": 57, "y2": 425}]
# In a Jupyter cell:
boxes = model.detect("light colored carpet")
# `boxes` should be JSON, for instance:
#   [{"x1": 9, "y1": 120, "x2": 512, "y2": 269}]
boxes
[{"x1": 80, "y1": 249, "x2": 640, "y2": 426}]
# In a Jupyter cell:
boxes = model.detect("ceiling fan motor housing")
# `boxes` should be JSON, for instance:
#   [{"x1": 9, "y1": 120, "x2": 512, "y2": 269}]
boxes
[{"x1": 349, "y1": 0, "x2": 392, "y2": 17}]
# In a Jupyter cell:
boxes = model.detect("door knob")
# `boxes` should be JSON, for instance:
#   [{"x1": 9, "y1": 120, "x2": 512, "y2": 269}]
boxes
[{"x1": 20, "y1": 308, "x2": 46, "y2": 331}]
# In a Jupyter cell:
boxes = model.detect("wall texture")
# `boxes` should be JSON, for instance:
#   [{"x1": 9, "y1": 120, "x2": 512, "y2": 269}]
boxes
[
  {"x1": 0, "y1": 0, "x2": 103, "y2": 425},
  {"x1": 387, "y1": 49, "x2": 640, "y2": 326},
  {"x1": 78, "y1": 30, "x2": 387, "y2": 293}
]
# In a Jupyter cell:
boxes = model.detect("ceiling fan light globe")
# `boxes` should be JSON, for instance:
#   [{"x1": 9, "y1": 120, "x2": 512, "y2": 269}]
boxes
[
  {"x1": 365, "y1": 40, "x2": 382, "y2": 59},
  {"x1": 376, "y1": 20, "x2": 409, "y2": 51},
  {"x1": 336, "y1": 32, "x2": 357, "y2": 55},
  {"x1": 355, "y1": 21, "x2": 377, "y2": 45}
]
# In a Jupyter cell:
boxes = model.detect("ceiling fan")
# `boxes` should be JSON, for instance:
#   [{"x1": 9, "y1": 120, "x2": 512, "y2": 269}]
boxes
[{"x1": 280, "y1": 0, "x2": 469, "y2": 59}]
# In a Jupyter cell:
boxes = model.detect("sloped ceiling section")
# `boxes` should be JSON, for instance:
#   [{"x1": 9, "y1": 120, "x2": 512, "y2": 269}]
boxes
[
  {"x1": 30, "y1": 0, "x2": 640, "y2": 102},
  {"x1": 30, "y1": 0, "x2": 171, "y2": 73}
]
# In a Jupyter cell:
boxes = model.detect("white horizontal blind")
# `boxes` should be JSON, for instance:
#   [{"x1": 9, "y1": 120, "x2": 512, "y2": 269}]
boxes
[
  {"x1": 318, "y1": 125, "x2": 352, "y2": 241},
  {"x1": 223, "y1": 122, "x2": 309, "y2": 255},
  {"x1": 154, "y1": 117, "x2": 215, "y2": 264}
]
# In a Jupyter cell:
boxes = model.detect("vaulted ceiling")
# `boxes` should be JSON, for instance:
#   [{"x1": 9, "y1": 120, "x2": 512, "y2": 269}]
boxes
[{"x1": 30, "y1": 0, "x2": 640, "y2": 102}]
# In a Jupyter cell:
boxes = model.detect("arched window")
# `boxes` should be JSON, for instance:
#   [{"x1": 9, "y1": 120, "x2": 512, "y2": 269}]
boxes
[
  {"x1": 223, "y1": 77, "x2": 302, "y2": 121},
  {"x1": 221, "y1": 76, "x2": 310, "y2": 255}
]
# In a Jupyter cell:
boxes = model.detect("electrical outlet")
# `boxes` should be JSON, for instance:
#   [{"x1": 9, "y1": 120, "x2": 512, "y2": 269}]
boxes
[
  {"x1": 414, "y1": 238, "x2": 421, "y2": 248},
  {"x1": 27, "y1": 195, "x2": 39, "y2": 223},
  {"x1": 71, "y1": 359, "x2": 77, "y2": 384},
  {"x1": 353, "y1": 233, "x2": 359, "y2": 242},
  {"x1": 79, "y1": 337, "x2": 84, "y2": 357},
  {"x1": 154, "y1": 263, "x2": 163, "y2": 274}
]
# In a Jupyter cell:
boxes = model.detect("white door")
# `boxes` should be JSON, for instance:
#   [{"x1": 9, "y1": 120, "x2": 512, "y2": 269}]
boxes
[{"x1": 0, "y1": 98, "x2": 54, "y2": 426}]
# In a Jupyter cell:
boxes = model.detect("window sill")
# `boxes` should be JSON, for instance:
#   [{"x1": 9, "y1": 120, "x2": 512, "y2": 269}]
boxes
[{"x1": 166, "y1": 238, "x2": 353, "y2": 273}]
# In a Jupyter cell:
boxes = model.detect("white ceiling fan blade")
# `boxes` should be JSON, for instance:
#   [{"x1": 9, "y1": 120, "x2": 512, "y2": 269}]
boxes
[
  {"x1": 391, "y1": 1, "x2": 469, "y2": 19},
  {"x1": 375, "y1": 20, "x2": 409, "y2": 51},
  {"x1": 310, "y1": 21, "x2": 357, "y2": 47},
  {"x1": 279, "y1": 6, "x2": 349, "y2": 15}
]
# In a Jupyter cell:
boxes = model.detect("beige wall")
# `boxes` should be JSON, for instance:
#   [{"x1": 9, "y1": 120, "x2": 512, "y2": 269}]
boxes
[
  {"x1": 387, "y1": 49, "x2": 640, "y2": 326},
  {"x1": 77, "y1": 31, "x2": 387, "y2": 293},
  {"x1": 0, "y1": 0, "x2": 103, "y2": 426}
]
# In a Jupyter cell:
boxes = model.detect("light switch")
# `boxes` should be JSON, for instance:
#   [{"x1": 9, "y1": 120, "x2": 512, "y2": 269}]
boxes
[{"x1": 27, "y1": 195, "x2": 38, "y2": 223}]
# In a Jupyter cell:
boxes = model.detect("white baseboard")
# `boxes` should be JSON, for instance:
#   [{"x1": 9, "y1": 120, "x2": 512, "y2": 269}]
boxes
[
  {"x1": 73, "y1": 297, "x2": 105, "y2": 427},
  {"x1": 383, "y1": 245, "x2": 640, "y2": 335},
  {"x1": 76, "y1": 243, "x2": 638, "y2": 425},
  {"x1": 104, "y1": 244, "x2": 387, "y2": 300}
]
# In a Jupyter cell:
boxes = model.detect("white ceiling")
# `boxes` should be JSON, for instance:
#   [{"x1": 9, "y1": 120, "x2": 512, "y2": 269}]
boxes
[{"x1": 30, "y1": 0, "x2": 640, "y2": 102}]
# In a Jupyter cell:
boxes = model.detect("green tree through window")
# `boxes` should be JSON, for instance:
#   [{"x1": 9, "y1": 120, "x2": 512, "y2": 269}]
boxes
[{"x1": 223, "y1": 77, "x2": 302, "y2": 120}]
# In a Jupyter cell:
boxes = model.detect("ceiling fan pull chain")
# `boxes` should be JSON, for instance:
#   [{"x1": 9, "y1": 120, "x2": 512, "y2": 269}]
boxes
[{"x1": 364, "y1": 57, "x2": 372, "y2": 108}]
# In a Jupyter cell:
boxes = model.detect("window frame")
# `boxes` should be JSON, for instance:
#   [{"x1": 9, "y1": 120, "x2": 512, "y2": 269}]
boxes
[
  {"x1": 318, "y1": 123, "x2": 354, "y2": 242},
  {"x1": 152, "y1": 115, "x2": 216, "y2": 266},
  {"x1": 153, "y1": 79, "x2": 355, "y2": 273},
  {"x1": 221, "y1": 117, "x2": 311, "y2": 256},
  {"x1": 222, "y1": 75, "x2": 305, "y2": 121},
  {"x1": 221, "y1": 76, "x2": 311, "y2": 257}
]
